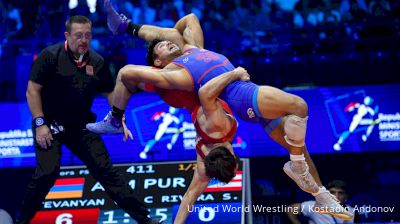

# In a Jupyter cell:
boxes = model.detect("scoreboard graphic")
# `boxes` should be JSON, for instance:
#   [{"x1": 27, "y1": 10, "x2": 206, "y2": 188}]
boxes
[{"x1": 30, "y1": 159, "x2": 252, "y2": 224}]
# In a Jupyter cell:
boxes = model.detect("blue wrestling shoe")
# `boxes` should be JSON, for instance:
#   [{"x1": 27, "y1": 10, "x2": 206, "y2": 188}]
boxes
[
  {"x1": 104, "y1": 0, "x2": 129, "y2": 35},
  {"x1": 86, "y1": 112, "x2": 124, "y2": 134}
]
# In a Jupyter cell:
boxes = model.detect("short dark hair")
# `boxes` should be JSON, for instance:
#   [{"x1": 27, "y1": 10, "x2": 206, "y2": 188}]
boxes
[
  {"x1": 65, "y1": 15, "x2": 92, "y2": 33},
  {"x1": 204, "y1": 146, "x2": 240, "y2": 183},
  {"x1": 327, "y1": 180, "x2": 347, "y2": 191},
  {"x1": 146, "y1": 39, "x2": 162, "y2": 67}
]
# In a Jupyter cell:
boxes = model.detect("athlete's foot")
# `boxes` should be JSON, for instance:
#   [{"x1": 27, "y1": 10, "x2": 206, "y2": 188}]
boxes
[
  {"x1": 104, "y1": 0, "x2": 129, "y2": 34},
  {"x1": 314, "y1": 188, "x2": 354, "y2": 220},
  {"x1": 167, "y1": 143, "x2": 172, "y2": 150},
  {"x1": 86, "y1": 112, "x2": 124, "y2": 134},
  {"x1": 333, "y1": 143, "x2": 341, "y2": 151},
  {"x1": 283, "y1": 161, "x2": 319, "y2": 194},
  {"x1": 139, "y1": 151, "x2": 148, "y2": 159}
]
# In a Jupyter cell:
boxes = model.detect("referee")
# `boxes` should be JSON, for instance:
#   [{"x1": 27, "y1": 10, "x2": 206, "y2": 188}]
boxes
[{"x1": 17, "y1": 15, "x2": 161, "y2": 224}]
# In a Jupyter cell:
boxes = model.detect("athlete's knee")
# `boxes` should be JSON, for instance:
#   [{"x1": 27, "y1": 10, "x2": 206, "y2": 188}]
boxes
[
  {"x1": 118, "y1": 66, "x2": 138, "y2": 88},
  {"x1": 115, "y1": 69, "x2": 125, "y2": 86},
  {"x1": 284, "y1": 115, "x2": 308, "y2": 147},
  {"x1": 291, "y1": 96, "x2": 308, "y2": 117},
  {"x1": 118, "y1": 66, "x2": 130, "y2": 83}
]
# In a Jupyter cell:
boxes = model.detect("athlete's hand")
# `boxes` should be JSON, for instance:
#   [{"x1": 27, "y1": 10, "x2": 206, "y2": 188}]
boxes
[
  {"x1": 35, "y1": 125, "x2": 53, "y2": 149},
  {"x1": 234, "y1": 66, "x2": 250, "y2": 81},
  {"x1": 122, "y1": 115, "x2": 133, "y2": 142}
]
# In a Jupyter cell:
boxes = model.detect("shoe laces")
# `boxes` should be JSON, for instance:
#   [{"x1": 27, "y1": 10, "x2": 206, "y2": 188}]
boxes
[
  {"x1": 316, "y1": 191, "x2": 341, "y2": 208},
  {"x1": 103, "y1": 112, "x2": 112, "y2": 122},
  {"x1": 292, "y1": 162, "x2": 312, "y2": 187},
  {"x1": 327, "y1": 191, "x2": 340, "y2": 204}
]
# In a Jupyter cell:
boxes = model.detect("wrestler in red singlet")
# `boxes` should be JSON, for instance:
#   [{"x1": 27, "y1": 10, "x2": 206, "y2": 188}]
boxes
[
  {"x1": 143, "y1": 83, "x2": 237, "y2": 158},
  {"x1": 191, "y1": 99, "x2": 237, "y2": 159}
]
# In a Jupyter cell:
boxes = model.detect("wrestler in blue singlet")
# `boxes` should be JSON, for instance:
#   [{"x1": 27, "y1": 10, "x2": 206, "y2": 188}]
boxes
[{"x1": 172, "y1": 48, "x2": 281, "y2": 133}]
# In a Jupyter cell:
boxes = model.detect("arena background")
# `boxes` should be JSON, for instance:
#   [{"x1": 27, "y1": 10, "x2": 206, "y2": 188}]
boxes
[{"x1": 0, "y1": 0, "x2": 399, "y2": 223}]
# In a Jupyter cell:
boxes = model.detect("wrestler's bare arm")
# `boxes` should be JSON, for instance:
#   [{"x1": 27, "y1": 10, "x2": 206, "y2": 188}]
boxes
[
  {"x1": 174, "y1": 156, "x2": 210, "y2": 224},
  {"x1": 108, "y1": 1, "x2": 200, "y2": 50},
  {"x1": 199, "y1": 67, "x2": 249, "y2": 117},
  {"x1": 138, "y1": 26, "x2": 185, "y2": 49},
  {"x1": 119, "y1": 64, "x2": 192, "y2": 91},
  {"x1": 138, "y1": 13, "x2": 203, "y2": 51},
  {"x1": 174, "y1": 13, "x2": 204, "y2": 49},
  {"x1": 137, "y1": 13, "x2": 204, "y2": 49},
  {"x1": 138, "y1": 13, "x2": 204, "y2": 50}
]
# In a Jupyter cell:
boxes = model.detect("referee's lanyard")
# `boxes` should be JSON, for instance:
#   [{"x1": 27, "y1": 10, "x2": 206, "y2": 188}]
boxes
[{"x1": 64, "y1": 41, "x2": 89, "y2": 69}]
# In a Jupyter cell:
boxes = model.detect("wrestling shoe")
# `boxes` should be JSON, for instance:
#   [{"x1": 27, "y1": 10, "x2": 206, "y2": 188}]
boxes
[
  {"x1": 86, "y1": 112, "x2": 124, "y2": 134},
  {"x1": 314, "y1": 189, "x2": 354, "y2": 220},
  {"x1": 104, "y1": 0, "x2": 129, "y2": 34},
  {"x1": 283, "y1": 161, "x2": 319, "y2": 194}
]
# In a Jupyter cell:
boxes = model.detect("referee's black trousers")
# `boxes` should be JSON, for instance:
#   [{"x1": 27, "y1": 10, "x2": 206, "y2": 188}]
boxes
[{"x1": 17, "y1": 129, "x2": 150, "y2": 224}]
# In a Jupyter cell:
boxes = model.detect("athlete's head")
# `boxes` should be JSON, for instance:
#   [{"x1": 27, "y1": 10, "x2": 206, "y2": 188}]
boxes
[
  {"x1": 146, "y1": 39, "x2": 182, "y2": 68},
  {"x1": 204, "y1": 143, "x2": 240, "y2": 183},
  {"x1": 327, "y1": 180, "x2": 348, "y2": 204},
  {"x1": 65, "y1": 15, "x2": 92, "y2": 57}
]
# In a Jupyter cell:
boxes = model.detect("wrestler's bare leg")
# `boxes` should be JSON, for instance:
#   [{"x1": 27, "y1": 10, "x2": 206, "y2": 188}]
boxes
[
  {"x1": 86, "y1": 71, "x2": 136, "y2": 133},
  {"x1": 257, "y1": 86, "x2": 308, "y2": 120},
  {"x1": 263, "y1": 93, "x2": 353, "y2": 220},
  {"x1": 112, "y1": 70, "x2": 136, "y2": 110},
  {"x1": 255, "y1": 86, "x2": 319, "y2": 191},
  {"x1": 268, "y1": 119, "x2": 322, "y2": 186}
]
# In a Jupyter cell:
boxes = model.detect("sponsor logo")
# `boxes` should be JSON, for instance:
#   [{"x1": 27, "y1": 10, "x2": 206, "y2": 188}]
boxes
[{"x1": 247, "y1": 108, "x2": 255, "y2": 119}]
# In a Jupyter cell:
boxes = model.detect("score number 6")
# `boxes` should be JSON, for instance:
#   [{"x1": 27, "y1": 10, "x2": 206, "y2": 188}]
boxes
[{"x1": 55, "y1": 213, "x2": 73, "y2": 224}]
